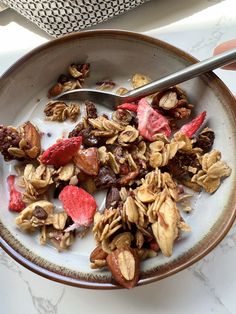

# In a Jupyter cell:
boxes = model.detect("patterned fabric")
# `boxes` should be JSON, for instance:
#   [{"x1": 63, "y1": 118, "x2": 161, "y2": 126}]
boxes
[{"x1": 1, "y1": 0, "x2": 149, "y2": 37}]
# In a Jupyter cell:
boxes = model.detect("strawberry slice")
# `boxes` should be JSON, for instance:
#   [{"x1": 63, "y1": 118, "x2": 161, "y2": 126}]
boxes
[
  {"x1": 117, "y1": 103, "x2": 138, "y2": 112},
  {"x1": 137, "y1": 98, "x2": 171, "y2": 141},
  {"x1": 178, "y1": 111, "x2": 206, "y2": 138},
  {"x1": 40, "y1": 136, "x2": 82, "y2": 167},
  {"x1": 7, "y1": 175, "x2": 25, "y2": 212},
  {"x1": 59, "y1": 186, "x2": 97, "y2": 230}
]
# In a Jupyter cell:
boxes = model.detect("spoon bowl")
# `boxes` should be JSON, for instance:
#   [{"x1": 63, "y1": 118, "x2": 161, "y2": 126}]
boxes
[{"x1": 54, "y1": 48, "x2": 236, "y2": 108}]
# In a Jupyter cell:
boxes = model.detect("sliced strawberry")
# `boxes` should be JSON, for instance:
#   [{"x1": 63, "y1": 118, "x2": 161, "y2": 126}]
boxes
[
  {"x1": 178, "y1": 111, "x2": 206, "y2": 138},
  {"x1": 137, "y1": 98, "x2": 171, "y2": 141},
  {"x1": 59, "y1": 186, "x2": 97, "y2": 229},
  {"x1": 40, "y1": 136, "x2": 82, "y2": 167},
  {"x1": 117, "y1": 103, "x2": 138, "y2": 112},
  {"x1": 7, "y1": 175, "x2": 25, "y2": 212}
]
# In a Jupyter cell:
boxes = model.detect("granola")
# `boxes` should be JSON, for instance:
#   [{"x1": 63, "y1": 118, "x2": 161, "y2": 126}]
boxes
[{"x1": 1, "y1": 69, "x2": 232, "y2": 289}]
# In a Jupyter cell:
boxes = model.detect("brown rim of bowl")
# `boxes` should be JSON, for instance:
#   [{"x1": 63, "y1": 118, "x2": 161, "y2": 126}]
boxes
[{"x1": 0, "y1": 29, "x2": 236, "y2": 289}]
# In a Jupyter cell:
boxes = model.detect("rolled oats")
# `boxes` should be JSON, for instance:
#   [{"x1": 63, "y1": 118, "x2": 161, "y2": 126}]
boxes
[
  {"x1": 44, "y1": 101, "x2": 80, "y2": 122},
  {"x1": 191, "y1": 150, "x2": 231, "y2": 193},
  {"x1": 2, "y1": 65, "x2": 232, "y2": 289}
]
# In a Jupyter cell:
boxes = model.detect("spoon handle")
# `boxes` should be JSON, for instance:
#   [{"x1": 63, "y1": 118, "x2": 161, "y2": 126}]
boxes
[{"x1": 125, "y1": 48, "x2": 236, "y2": 101}]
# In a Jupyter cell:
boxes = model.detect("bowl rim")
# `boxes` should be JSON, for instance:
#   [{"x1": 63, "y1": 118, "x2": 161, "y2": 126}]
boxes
[{"x1": 0, "y1": 29, "x2": 236, "y2": 289}]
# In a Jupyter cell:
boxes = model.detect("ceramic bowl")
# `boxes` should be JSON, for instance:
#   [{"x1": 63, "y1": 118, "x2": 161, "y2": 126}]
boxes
[{"x1": 0, "y1": 30, "x2": 236, "y2": 289}]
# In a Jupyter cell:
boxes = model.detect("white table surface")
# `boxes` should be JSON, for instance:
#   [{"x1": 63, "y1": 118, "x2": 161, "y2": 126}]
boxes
[{"x1": 1, "y1": 1, "x2": 236, "y2": 313}]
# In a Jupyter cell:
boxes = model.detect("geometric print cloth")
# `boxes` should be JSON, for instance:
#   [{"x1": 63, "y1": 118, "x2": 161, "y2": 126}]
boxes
[{"x1": 1, "y1": 0, "x2": 150, "y2": 37}]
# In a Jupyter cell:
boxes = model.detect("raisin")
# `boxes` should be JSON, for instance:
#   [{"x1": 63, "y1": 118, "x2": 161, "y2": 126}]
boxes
[
  {"x1": 32, "y1": 206, "x2": 48, "y2": 220},
  {"x1": 94, "y1": 166, "x2": 117, "y2": 190},
  {"x1": 57, "y1": 74, "x2": 69, "y2": 84},
  {"x1": 105, "y1": 187, "x2": 121, "y2": 209},
  {"x1": 85, "y1": 101, "x2": 97, "y2": 119},
  {"x1": 79, "y1": 127, "x2": 101, "y2": 147},
  {"x1": 194, "y1": 129, "x2": 215, "y2": 153}
]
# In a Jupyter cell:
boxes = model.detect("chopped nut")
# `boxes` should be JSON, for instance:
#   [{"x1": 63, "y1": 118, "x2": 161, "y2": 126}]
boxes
[
  {"x1": 116, "y1": 87, "x2": 129, "y2": 95},
  {"x1": 20, "y1": 121, "x2": 41, "y2": 158},
  {"x1": 96, "y1": 79, "x2": 115, "y2": 90},
  {"x1": 159, "y1": 91, "x2": 178, "y2": 110},
  {"x1": 74, "y1": 148, "x2": 99, "y2": 176},
  {"x1": 132, "y1": 74, "x2": 151, "y2": 89},
  {"x1": 90, "y1": 246, "x2": 108, "y2": 262}
]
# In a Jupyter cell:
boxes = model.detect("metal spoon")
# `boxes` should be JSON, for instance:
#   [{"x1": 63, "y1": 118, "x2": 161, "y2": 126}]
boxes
[{"x1": 53, "y1": 48, "x2": 236, "y2": 108}]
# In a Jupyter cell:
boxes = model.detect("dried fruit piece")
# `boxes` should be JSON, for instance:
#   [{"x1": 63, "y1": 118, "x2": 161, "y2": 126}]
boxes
[
  {"x1": 76, "y1": 127, "x2": 101, "y2": 148},
  {"x1": 59, "y1": 185, "x2": 97, "y2": 229},
  {"x1": 7, "y1": 175, "x2": 25, "y2": 212},
  {"x1": 94, "y1": 166, "x2": 117, "y2": 190},
  {"x1": 74, "y1": 147, "x2": 99, "y2": 176},
  {"x1": 105, "y1": 186, "x2": 121, "y2": 209},
  {"x1": 194, "y1": 127, "x2": 215, "y2": 153},
  {"x1": 48, "y1": 83, "x2": 63, "y2": 98},
  {"x1": 117, "y1": 103, "x2": 138, "y2": 112},
  {"x1": 106, "y1": 247, "x2": 140, "y2": 289},
  {"x1": 178, "y1": 111, "x2": 206, "y2": 138},
  {"x1": 85, "y1": 101, "x2": 97, "y2": 119},
  {"x1": 137, "y1": 98, "x2": 171, "y2": 141},
  {"x1": 40, "y1": 137, "x2": 82, "y2": 167}
]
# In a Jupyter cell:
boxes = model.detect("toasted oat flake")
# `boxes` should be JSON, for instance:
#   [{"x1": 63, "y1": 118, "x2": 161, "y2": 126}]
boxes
[{"x1": 2, "y1": 65, "x2": 233, "y2": 289}]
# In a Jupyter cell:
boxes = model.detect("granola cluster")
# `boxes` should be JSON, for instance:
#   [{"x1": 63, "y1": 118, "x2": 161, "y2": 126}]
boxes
[{"x1": 0, "y1": 68, "x2": 232, "y2": 289}]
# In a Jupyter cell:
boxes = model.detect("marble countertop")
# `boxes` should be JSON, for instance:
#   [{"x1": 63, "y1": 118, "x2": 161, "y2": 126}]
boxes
[{"x1": 1, "y1": 0, "x2": 236, "y2": 313}]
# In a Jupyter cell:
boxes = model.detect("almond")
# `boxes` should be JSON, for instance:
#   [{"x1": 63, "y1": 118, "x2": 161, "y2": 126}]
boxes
[
  {"x1": 21, "y1": 121, "x2": 41, "y2": 158},
  {"x1": 90, "y1": 245, "x2": 108, "y2": 262},
  {"x1": 106, "y1": 247, "x2": 140, "y2": 289},
  {"x1": 74, "y1": 147, "x2": 99, "y2": 176}
]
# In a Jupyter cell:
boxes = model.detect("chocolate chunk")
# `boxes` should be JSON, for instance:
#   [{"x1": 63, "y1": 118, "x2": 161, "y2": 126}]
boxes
[{"x1": 94, "y1": 166, "x2": 117, "y2": 190}]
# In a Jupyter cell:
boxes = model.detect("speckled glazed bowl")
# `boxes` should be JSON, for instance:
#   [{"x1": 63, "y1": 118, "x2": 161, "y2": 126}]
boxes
[{"x1": 0, "y1": 30, "x2": 236, "y2": 289}]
